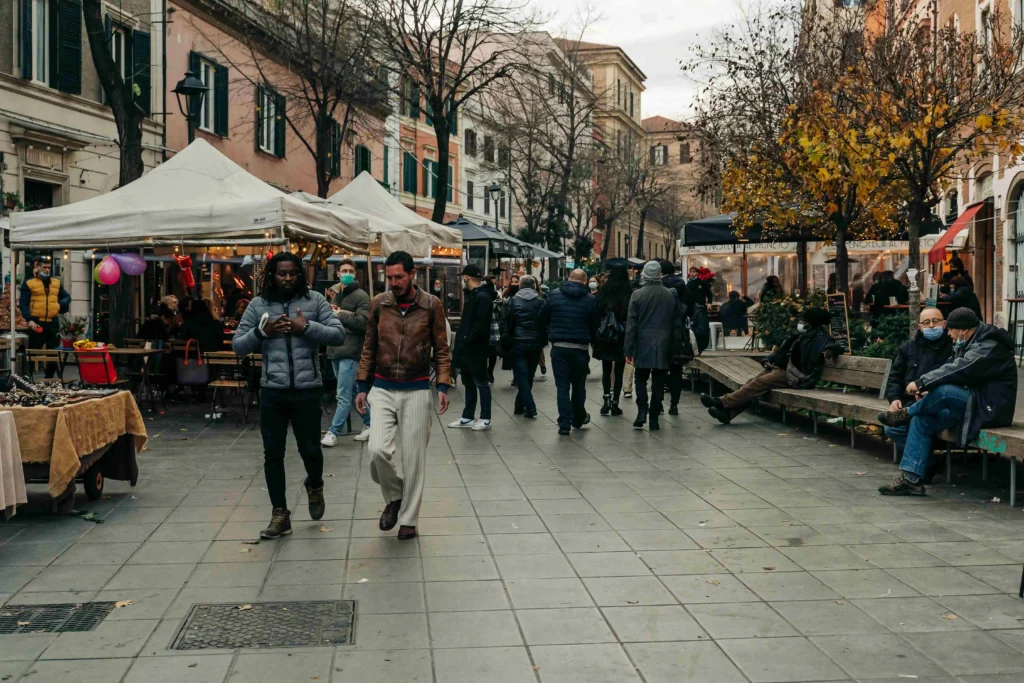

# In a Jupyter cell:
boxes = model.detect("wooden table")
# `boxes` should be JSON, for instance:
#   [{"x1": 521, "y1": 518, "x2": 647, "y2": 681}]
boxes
[{"x1": 58, "y1": 347, "x2": 164, "y2": 412}]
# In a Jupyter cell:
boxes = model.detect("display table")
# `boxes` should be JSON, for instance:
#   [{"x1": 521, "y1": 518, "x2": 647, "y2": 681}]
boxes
[
  {"x1": 6, "y1": 391, "x2": 147, "y2": 499},
  {"x1": 0, "y1": 412, "x2": 28, "y2": 518}
]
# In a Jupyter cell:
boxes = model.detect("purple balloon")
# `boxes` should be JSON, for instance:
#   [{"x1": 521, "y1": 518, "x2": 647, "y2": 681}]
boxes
[
  {"x1": 97, "y1": 256, "x2": 121, "y2": 285},
  {"x1": 111, "y1": 252, "x2": 147, "y2": 276}
]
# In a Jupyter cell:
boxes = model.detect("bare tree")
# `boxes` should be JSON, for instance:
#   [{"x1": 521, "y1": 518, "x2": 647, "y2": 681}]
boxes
[
  {"x1": 595, "y1": 152, "x2": 635, "y2": 262},
  {"x1": 190, "y1": 0, "x2": 388, "y2": 197},
  {"x1": 373, "y1": 0, "x2": 540, "y2": 222},
  {"x1": 621, "y1": 140, "x2": 674, "y2": 260}
]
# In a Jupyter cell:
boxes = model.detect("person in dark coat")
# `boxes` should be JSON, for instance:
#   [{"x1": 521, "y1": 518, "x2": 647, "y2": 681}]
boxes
[
  {"x1": 878, "y1": 308, "x2": 1016, "y2": 496},
  {"x1": 883, "y1": 307, "x2": 954, "y2": 462},
  {"x1": 686, "y1": 266, "x2": 714, "y2": 305},
  {"x1": 701, "y1": 308, "x2": 842, "y2": 424},
  {"x1": 539, "y1": 269, "x2": 600, "y2": 435},
  {"x1": 624, "y1": 261, "x2": 684, "y2": 432},
  {"x1": 719, "y1": 291, "x2": 754, "y2": 336},
  {"x1": 178, "y1": 298, "x2": 225, "y2": 352},
  {"x1": 759, "y1": 275, "x2": 783, "y2": 302},
  {"x1": 449, "y1": 265, "x2": 494, "y2": 430},
  {"x1": 939, "y1": 276, "x2": 982, "y2": 320},
  {"x1": 505, "y1": 275, "x2": 547, "y2": 418},
  {"x1": 661, "y1": 261, "x2": 696, "y2": 413},
  {"x1": 595, "y1": 265, "x2": 632, "y2": 417},
  {"x1": 140, "y1": 303, "x2": 176, "y2": 342}
]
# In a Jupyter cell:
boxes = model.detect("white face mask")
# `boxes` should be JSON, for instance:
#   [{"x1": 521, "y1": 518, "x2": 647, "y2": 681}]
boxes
[{"x1": 796, "y1": 322, "x2": 808, "y2": 333}]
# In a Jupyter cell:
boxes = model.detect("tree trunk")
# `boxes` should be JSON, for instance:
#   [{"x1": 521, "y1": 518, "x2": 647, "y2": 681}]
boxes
[
  {"x1": 316, "y1": 115, "x2": 331, "y2": 198},
  {"x1": 431, "y1": 113, "x2": 451, "y2": 224},
  {"x1": 599, "y1": 215, "x2": 612, "y2": 263},
  {"x1": 635, "y1": 209, "x2": 648, "y2": 260},
  {"x1": 907, "y1": 203, "x2": 924, "y2": 337},
  {"x1": 835, "y1": 221, "x2": 850, "y2": 304}
]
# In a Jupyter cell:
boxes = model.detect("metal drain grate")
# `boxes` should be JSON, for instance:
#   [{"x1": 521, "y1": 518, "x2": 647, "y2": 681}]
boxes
[
  {"x1": 171, "y1": 601, "x2": 356, "y2": 650},
  {"x1": 0, "y1": 602, "x2": 116, "y2": 634}
]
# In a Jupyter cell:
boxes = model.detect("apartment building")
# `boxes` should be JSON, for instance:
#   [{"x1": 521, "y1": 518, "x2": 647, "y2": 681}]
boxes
[{"x1": 642, "y1": 115, "x2": 712, "y2": 223}]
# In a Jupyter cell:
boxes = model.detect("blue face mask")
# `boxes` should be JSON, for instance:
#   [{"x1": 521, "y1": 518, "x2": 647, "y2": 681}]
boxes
[{"x1": 922, "y1": 327, "x2": 944, "y2": 341}]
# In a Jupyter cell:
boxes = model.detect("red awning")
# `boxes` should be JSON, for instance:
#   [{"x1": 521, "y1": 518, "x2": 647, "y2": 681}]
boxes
[{"x1": 928, "y1": 202, "x2": 984, "y2": 265}]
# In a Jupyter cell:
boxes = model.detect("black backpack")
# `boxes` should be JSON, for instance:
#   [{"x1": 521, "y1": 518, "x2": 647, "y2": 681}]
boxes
[
  {"x1": 691, "y1": 305, "x2": 711, "y2": 354},
  {"x1": 597, "y1": 310, "x2": 625, "y2": 347}
]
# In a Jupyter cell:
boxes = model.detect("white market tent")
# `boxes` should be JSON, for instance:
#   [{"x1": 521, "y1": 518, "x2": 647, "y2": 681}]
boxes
[
  {"x1": 289, "y1": 191, "x2": 431, "y2": 258},
  {"x1": 328, "y1": 171, "x2": 463, "y2": 250},
  {"x1": 8, "y1": 139, "x2": 375, "y2": 251}
]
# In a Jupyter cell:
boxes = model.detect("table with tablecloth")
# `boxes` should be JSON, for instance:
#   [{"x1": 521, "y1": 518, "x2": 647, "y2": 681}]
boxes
[
  {"x1": 5, "y1": 391, "x2": 147, "y2": 499},
  {"x1": 0, "y1": 412, "x2": 28, "y2": 518}
]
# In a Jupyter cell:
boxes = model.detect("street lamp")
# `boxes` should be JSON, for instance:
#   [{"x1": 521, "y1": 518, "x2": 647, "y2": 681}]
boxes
[
  {"x1": 488, "y1": 182, "x2": 501, "y2": 233},
  {"x1": 173, "y1": 71, "x2": 209, "y2": 144}
]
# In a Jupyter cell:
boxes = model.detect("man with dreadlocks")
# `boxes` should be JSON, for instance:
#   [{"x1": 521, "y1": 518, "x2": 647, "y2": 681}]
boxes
[{"x1": 234, "y1": 252, "x2": 345, "y2": 539}]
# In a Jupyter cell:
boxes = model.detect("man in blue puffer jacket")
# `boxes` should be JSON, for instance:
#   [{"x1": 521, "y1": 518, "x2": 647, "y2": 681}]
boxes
[
  {"x1": 234, "y1": 252, "x2": 345, "y2": 539},
  {"x1": 540, "y1": 269, "x2": 600, "y2": 435}
]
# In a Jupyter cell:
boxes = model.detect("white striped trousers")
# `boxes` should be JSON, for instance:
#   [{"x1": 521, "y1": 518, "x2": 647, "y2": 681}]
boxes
[{"x1": 366, "y1": 387, "x2": 433, "y2": 527}]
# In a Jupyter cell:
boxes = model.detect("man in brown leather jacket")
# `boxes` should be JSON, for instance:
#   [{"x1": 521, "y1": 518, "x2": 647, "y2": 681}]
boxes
[{"x1": 355, "y1": 251, "x2": 451, "y2": 540}]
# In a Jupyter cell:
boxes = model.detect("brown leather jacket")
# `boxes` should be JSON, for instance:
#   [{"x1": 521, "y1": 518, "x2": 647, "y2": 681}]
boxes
[{"x1": 357, "y1": 286, "x2": 452, "y2": 387}]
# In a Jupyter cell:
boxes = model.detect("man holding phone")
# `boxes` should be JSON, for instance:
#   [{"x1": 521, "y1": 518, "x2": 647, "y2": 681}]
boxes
[{"x1": 233, "y1": 252, "x2": 344, "y2": 539}]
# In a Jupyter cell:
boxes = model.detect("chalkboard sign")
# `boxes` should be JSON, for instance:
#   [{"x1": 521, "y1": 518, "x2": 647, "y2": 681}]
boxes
[{"x1": 826, "y1": 293, "x2": 851, "y2": 352}]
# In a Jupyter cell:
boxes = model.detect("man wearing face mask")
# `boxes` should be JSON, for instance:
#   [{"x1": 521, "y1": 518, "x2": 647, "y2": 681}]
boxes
[
  {"x1": 882, "y1": 308, "x2": 953, "y2": 466},
  {"x1": 701, "y1": 308, "x2": 841, "y2": 424},
  {"x1": 878, "y1": 307, "x2": 1017, "y2": 496},
  {"x1": 322, "y1": 259, "x2": 372, "y2": 447},
  {"x1": 20, "y1": 258, "x2": 71, "y2": 379}
]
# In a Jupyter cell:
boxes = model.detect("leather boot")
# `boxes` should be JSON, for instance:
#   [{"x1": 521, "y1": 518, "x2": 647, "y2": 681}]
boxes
[
  {"x1": 632, "y1": 408, "x2": 648, "y2": 429},
  {"x1": 610, "y1": 400, "x2": 623, "y2": 416},
  {"x1": 600, "y1": 393, "x2": 612, "y2": 416}
]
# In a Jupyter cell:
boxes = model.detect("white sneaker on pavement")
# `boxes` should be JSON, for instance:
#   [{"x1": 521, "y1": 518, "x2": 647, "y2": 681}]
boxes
[
  {"x1": 353, "y1": 426, "x2": 371, "y2": 442},
  {"x1": 448, "y1": 418, "x2": 475, "y2": 428},
  {"x1": 320, "y1": 432, "x2": 338, "y2": 447},
  {"x1": 472, "y1": 419, "x2": 491, "y2": 431}
]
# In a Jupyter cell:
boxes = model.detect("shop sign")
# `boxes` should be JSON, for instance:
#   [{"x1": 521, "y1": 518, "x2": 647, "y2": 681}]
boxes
[
  {"x1": 680, "y1": 242, "x2": 797, "y2": 256},
  {"x1": 821, "y1": 240, "x2": 907, "y2": 252}
]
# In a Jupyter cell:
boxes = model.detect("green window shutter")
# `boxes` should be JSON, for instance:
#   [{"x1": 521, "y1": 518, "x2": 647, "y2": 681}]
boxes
[
  {"x1": 214, "y1": 63, "x2": 229, "y2": 136},
  {"x1": 132, "y1": 30, "x2": 151, "y2": 115},
  {"x1": 403, "y1": 152, "x2": 416, "y2": 193},
  {"x1": 189, "y1": 50, "x2": 201, "y2": 75},
  {"x1": 422, "y1": 161, "x2": 429, "y2": 197},
  {"x1": 424, "y1": 100, "x2": 433, "y2": 127},
  {"x1": 447, "y1": 164, "x2": 453, "y2": 202},
  {"x1": 254, "y1": 86, "x2": 263, "y2": 151},
  {"x1": 274, "y1": 93, "x2": 286, "y2": 157},
  {"x1": 409, "y1": 84, "x2": 420, "y2": 119},
  {"x1": 383, "y1": 145, "x2": 389, "y2": 186},
  {"x1": 21, "y1": 0, "x2": 31, "y2": 80}
]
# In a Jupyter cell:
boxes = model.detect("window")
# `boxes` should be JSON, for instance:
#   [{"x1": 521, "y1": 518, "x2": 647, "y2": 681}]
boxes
[
  {"x1": 616, "y1": 79, "x2": 621, "y2": 105},
  {"x1": 399, "y1": 78, "x2": 409, "y2": 117},
  {"x1": 199, "y1": 60, "x2": 216, "y2": 132},
  {"x1": 447, "y1": 165, "x2": 454, "y2": 202},
  {"x1": 402, "y1": 151, "x2": 417, "y2": 193},
  {"x1": 111, "y1": 26, "x2": 128, "y2": 79},
  {"x1": 651, "y1": 145, "x2": 666, "y2": 166},
  {"x1": 465, "y1": 129, "x2": 477, "y2": 157},
  {"x1": 483, "y1": 136, "x2": 495, "y2": 163},
  {"x1": 31, "y1": 0, "x2": 48, "y2": 85},
  {"x1": 423, "y1": 159, "x2": 438, "y2": 198},
  {"x1": 467, "y1": 180, "x2": 475, "y2": 210},
  {"x1": 548, "y1": 73, "x2": 556, "y2": 95},
  {"x1": 499, "y1": 190, "x2": 506, "y2": 218},
  {"x1": 616, "y1": 130, "x2": 622, "y2": 156},
  {"x1": 383, "y1": 146, "x2": 389, "y2": 187},
  {"x1": 981, "y1": 8, "x2": 992, "y2": 51},
  {"x1": 409, "y1": 83, "x2": 420, "y2": 119},
  {"x1": 19, "y1": 0, "x2": 83, "y2": 93},
  {"x1": 484, "y1": 189, "x2": 490, "y2": 215},
  {"x1": 629, "y1": 92, "x2": 634, "y2": 118},
  {"x1": 190, "y1": 52, "x2": 229, "y2": 135},
  {"x1": 680, "y1": 142, "x2": 691, "y2": 163},
  {"x1": 497, "y1": 145, "x2": 509, "y2": 167},
  {"x1": 256, "y1": 86, "x2": 285, "y2": 157},
  {"x1": 355, "y1": 144, "x2": 371, "y2": 176}
]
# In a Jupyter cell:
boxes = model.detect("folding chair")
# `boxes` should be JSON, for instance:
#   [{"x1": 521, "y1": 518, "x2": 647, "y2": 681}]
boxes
[
  {"x1": 75, "y1": 349, "x2": 130, "y2": 389},
  {"x1": 26, "y1": 348, "x2": 65, "y2": 385},
  {"x1": 206, "y1": 353, "x2": 251, "y2": 425}
]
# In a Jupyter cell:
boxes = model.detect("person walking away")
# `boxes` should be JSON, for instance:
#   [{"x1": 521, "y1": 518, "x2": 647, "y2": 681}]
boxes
[
  {"x1": 322, "y1": 259, "x2": 371, "y2": 447},
  {"x1": 883, "y1": 308, "x2": 953, "y2": 480},
  {"x1": 939, "y1": 276, "x2": 982, "y2": 320},
  {"x1": 661, "y1": 261, "x2": 696, "y2": 414},
  {"x1": 877, "y1": 307, "x2": 1016, "y2": 495},
  {"x1": 233, "y1": 252, "x2": 345, "y2": 538},
  {"x1": 621, "y1": 277, "x2": 643, "y2": 399},
  {"x1": 506, "y1": 275, "x2": 547, "y2": 418},
  {"x1": 701, "y1": 308, "x2": 841, "y2": 424},
  {"x1": 596, "y1": 265, "x2": 632, "y2": 416},
  {"x1": 449, "y1": 265, "x2": 493, "y2": 430},
  {"x1": 355, "y1": 251, "x2": 451, "y2": 539},
  {"x1": 19, "y1": 258, "x2": 70, "y2": 379},
  {"x1": 540, "y1": 269, "x2": 600, "y2": 435},
  {"x1": 625, "y1": 261, "x2": 683, "y2": 431},
  {"x1": 720, "y1": 291, "x2": 754, "y2": 336}
]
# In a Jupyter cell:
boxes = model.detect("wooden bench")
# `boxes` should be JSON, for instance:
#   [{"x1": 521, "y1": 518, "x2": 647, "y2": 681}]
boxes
[{"x1": 693, "y1": 353, "x2": 1024, "y2": 506}]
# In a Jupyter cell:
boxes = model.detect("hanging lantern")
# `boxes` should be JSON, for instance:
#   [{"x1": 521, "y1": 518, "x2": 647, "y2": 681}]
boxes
[{"x1": 174, "y1": 254, "x2": 196, "y2": 288}]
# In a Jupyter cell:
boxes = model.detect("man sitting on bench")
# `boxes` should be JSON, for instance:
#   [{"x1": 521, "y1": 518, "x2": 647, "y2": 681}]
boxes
[
  {"x1": 700, "y1": 307, "x2": 841, "y2": 424},
  {"x1": 877, "y1": 307, "x2": 1017, "y2": 496}
]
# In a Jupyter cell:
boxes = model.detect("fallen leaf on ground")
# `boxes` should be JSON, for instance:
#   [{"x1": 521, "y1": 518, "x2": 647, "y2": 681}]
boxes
[
  {"x1": 325, "y1": 474, "x2": 335, "y2": 477},
  {"x1": 835, "y1": 600, "x2": 845, "y2": 605},
  {"x1": 187, "y1": 664, "x2": 197, "y2": 668},
  {"x1": 706, "y1": 579, "x2": 721, "y2": 586},
  {"x1": 358, "y1": 578, "x2": 368, "y2": 583},
  {"x1": 239, "y1": 548, "x2": 251, "y2": 553},
  {"x1": 855, "y1": 472, "x2": 866, "y2": 476},
  {"x1": 320, "y1": 526, "x2": 334, "y2": 533},
  {"x1": 626, "y1": 600, "x2": 639, "y2": 604},
  {"x1": 762, "y1": 566, "x2": 776, "y2": 571},
  {"x1": 941, "y1": 614, "x2": 958, "y2": 620},
  {"x1": 777, "y1": 433, "x2": 788, "y2": 436},
  {"x1": 533, "y1": 666, "x2": 540, "y2": 671},
  {"x1": 16, "y1": 621, "x2": 30, "y2": 627},
  {"x1": 829, "y1": 445, "x2": 837, "y2": 448},
  {"x1": 241, "y1": 540, "x2": 260, "y2": 545},
  {"x1": 114, "y1": 600, "x2": 133, "y2": 608},
  {"x1": 236, "y1": 605, "x2": 252, "y2": 611}
]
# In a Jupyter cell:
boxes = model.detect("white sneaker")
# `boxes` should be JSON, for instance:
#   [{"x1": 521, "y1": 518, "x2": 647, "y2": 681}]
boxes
[
  {"x1": 320, "y1": 432, "x2": 338, "y2": 447},
  {"x1": 353, "y1": 426, "x2": 371, "y2": 442},
  {"x1": 448, "y1": 418, "x2": 475, "y2": 428},
  {"x1": 472, "y1": 419, "x2": 491, "y2": 431}
]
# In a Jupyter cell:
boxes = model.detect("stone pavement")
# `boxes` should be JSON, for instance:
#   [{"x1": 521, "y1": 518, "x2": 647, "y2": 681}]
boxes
[{"x1": 2, "y1": 362, "x2": 1024, "y2": 683}]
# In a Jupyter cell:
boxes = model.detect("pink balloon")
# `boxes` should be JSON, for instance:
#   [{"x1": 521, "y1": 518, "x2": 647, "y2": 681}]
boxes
[
  {"x1": 97, "y1": 256, "x2": 121, "y2": 285},
  {"x1": 111, "y1": 252, "x2": 147, "y2": 276}
]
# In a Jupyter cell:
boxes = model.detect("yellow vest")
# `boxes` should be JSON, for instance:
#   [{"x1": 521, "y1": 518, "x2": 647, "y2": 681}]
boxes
[{"x1": 26, "y1": 277, "x2": 61, "y2": 322}]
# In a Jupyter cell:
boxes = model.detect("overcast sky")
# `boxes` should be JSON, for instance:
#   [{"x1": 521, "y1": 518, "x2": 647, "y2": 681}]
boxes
[{"x1": 541, "y1": 0, "x2": 748, "y2": 121}]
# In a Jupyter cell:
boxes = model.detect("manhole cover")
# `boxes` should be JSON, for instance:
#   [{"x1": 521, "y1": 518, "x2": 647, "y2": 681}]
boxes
[
  {"x1": 171, "y1": 601, "x2": 356, "y2": 650},
  {"x1": 0, "y1": 602, "x2": 116, "y2": 634}
]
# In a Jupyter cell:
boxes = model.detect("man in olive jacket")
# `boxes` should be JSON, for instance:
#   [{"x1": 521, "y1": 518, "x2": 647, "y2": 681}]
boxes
[{"x1": 322, "y1": 258, "x2": 371, "y2": 447}]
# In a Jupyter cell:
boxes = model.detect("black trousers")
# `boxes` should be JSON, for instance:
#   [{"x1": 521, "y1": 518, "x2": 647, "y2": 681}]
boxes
[
  {"x1": 27, "y1": 322, "x2": 60, "y2": 378},
  {"x1": 668, "y1": 363, "x2": 684, "y2": 406},
  {"x1": 259, "y1": 387, "x2": 325, "y2": 510},
  {"x1": 551, "y1": 346, "x2": 589, "y2": 429},
  {"x1": 513, "y1": 348, "x2": 541, "y2": 413},
  {"x1": 460, "y1": 367, "x2": 492, "y2": 420},
  {"x1": 635, "y1": 368, "x2": 667, "y2": 415},
  {"x1": 602, "y1": 358, "x2": 625, "y2": 402}
]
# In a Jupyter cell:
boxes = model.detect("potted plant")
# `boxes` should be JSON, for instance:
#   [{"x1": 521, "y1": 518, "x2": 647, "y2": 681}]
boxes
[
  {"x1": 3, "y1": 192, "x2": 23, "y2": 211},
  {"x1": 58, "y1": 315, "x2": 88, "y2": 348}
]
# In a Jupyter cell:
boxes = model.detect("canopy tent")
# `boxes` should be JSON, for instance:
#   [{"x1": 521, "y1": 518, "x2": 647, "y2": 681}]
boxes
[
  {"x1": 8, "y1": 139, "x2": 375, "y2": 251},
  {"x1": 447, "y1": 218, "x2": 532, "y2": 259},
  {"x1": 289, "y1": 191, "x2": 431, "y2": 258},
  {"x1": 928, "y1": 200, "x2": 988, "y2": 265},
  {"x1": 684, "y1": 212, "x2": 943, "y2": 248},
  {"x1": 328, "y1": 172, "x2": 463, "y2": 250}
]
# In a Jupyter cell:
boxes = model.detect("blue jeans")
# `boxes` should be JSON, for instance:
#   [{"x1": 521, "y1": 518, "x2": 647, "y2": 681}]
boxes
[
  {"x1": 899, "y1": 384, "x2": 969, "y2": 480},
  {"x1": 330, "y1": 357, "x2": 369, "y2": 436},
  {"x1": 512, "y1": 347, "x2": 541, "y2": 414},
  {"x1": 551, "y1": 346, "x2": 589, "y2": 429},
  {"x1": 883, "y1": 424, "x2": 909, "y2": 452}
]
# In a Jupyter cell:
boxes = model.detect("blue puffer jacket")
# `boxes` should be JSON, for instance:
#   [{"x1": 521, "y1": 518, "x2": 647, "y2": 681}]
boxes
[
  {"x1": 233, "y1": 290, "x2": 344, "y2": 390},
  {"x1": 541, "y1": 280, "x2": 599, "y2": 345}
]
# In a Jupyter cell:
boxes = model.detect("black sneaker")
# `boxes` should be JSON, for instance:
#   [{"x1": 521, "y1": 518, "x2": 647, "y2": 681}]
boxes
[
  {"x1": 668, "y1": 404, "x2": 679, "y2": 416},
  {"x1": 633, "y1": 409, "x2": 648, "y2": 429},
  {"x1": 260, "y1": 508, "x2": 292, "y2": 539},
  {"x1": 610, "y1": 402, "x2": 623, "y2": 416},
  {"x1": 879, "y1": 475, "x2": 926, "y2": 496},
  {"x1": 305, "y1": 482, "x2": 325, "y2": 521},
  {"x1": 708, "y1": 407, "x2": 732, "y2": 424},
  {"x1": 877, "y1": 408, "x2": 911, "y2": 428},
  {"x1": 558, "y1": 426, "x2": 571, "y2": 435},
  {"x1": 379, "y1": 499, "x2": 402, "y2": 531},
  {"x1": 524, "y1": 410, "x2": 537, "y2": 419},
  {"x1": 649, "y1": 415, "x2": 660, "y2": 431},
  {"x1": 700, "y1": 393, "x2": 722, "y2": 409}
]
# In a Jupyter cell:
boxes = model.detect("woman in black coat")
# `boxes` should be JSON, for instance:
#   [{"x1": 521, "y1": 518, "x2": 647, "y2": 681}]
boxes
[
  {"x1": 940, "y1": 276, "x2": 982, "y2": 321},
  {"x1": 595, "y1": 265, "x2": 632, "y2": 416}
]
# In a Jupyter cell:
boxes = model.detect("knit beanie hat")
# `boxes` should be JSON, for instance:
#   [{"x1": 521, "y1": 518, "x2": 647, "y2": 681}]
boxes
[
  {"x1": 642, "y1": 260, "x2": 662, "y2": 283},
  {"x1": 946, "y1": 307, "x2": 980, "y2": 330}
]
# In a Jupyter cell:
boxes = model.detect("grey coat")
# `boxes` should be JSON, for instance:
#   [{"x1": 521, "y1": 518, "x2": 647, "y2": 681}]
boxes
[
  {"x1": 623, "y1": 280, "x2": 683, "y2": 370},
  {"x1": 326, "y1": 284, "x2": 370, "y2": 360},
  {"x1": 233, "y1": 290, "x2": 344, "y2": 390}
]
